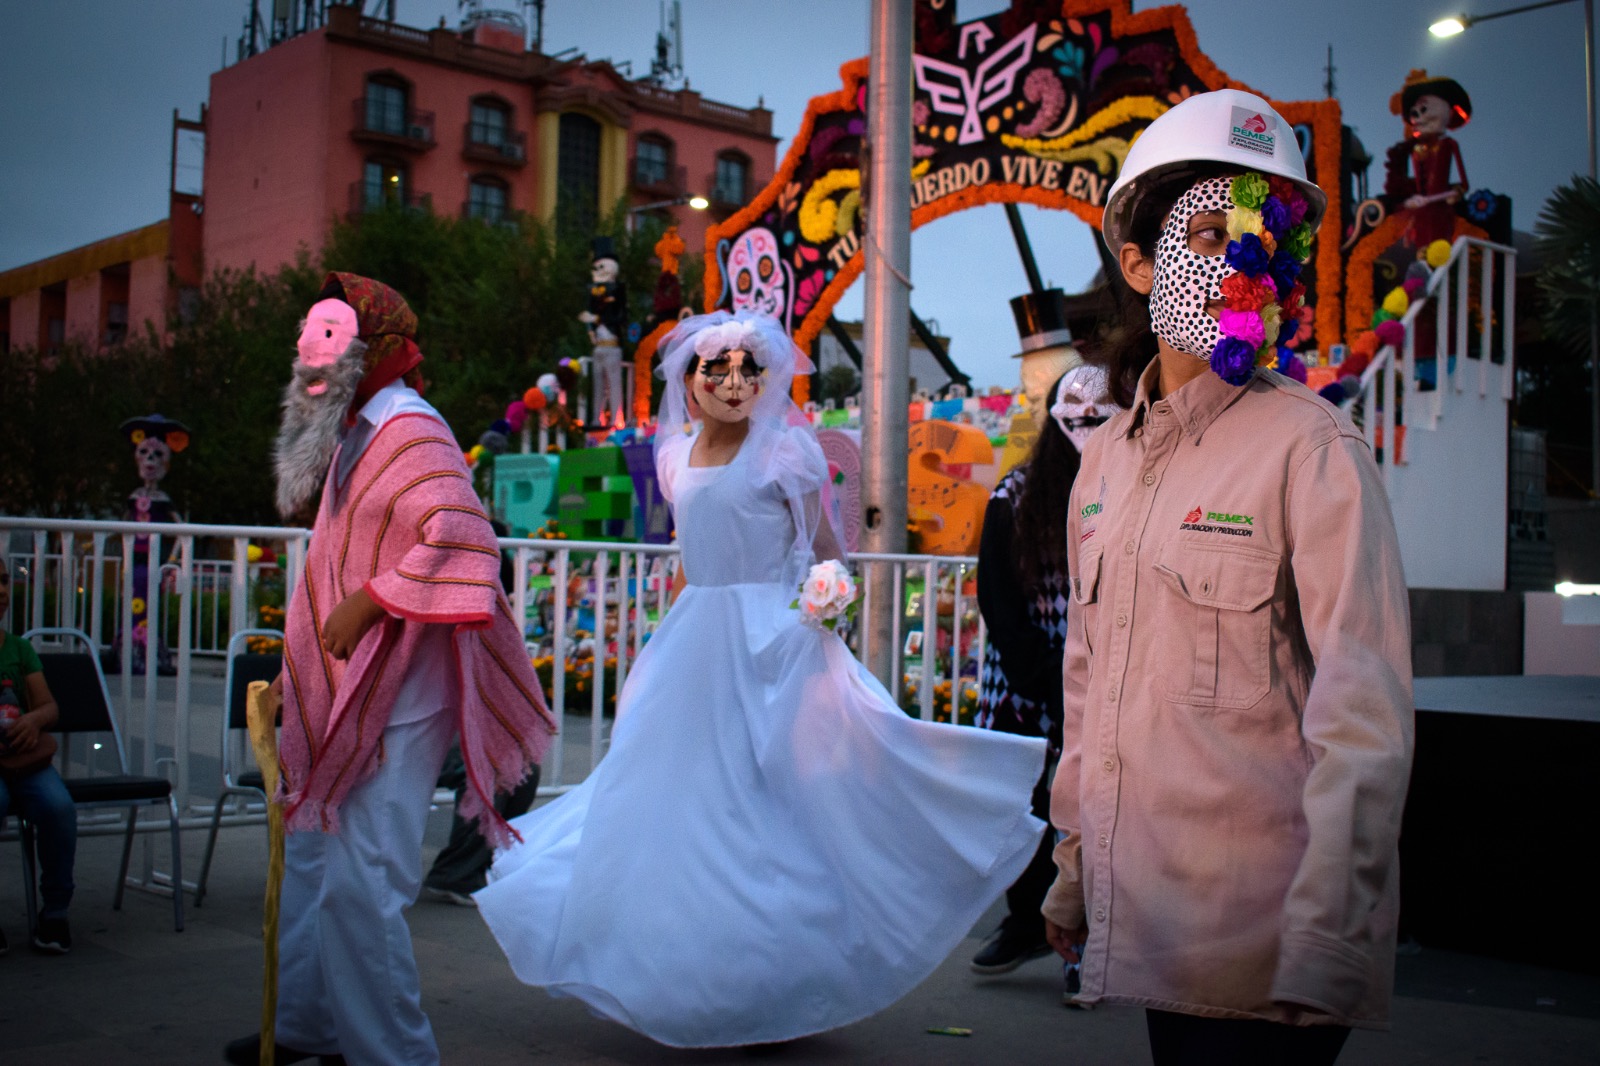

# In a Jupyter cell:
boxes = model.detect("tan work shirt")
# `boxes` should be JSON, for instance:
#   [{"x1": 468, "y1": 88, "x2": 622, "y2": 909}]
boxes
[{"x1": 1042, "y1": 362, "x2": 1414, "y2": 1028}]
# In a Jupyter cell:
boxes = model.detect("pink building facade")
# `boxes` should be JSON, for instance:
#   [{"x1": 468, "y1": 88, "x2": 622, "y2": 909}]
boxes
[
  {"x1": 2, "y1": 7, "x2": 773, "y2": 354},
  {"x1": 204, "y1": 5, "x2": 776, "y2": 275}
]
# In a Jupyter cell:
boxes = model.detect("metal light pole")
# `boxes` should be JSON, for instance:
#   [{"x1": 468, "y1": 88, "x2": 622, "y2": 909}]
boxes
[
  {"x1": 860, "y1": 0, "x2": 913, "y2": 685},
  {"x1": 1433, "y1": 0, "x2": 1600, "y2": 495}
]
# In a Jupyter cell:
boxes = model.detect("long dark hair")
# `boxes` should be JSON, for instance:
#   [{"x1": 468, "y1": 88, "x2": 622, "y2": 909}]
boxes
[
  {"x1": 1014, "y1": 376, "x2": 1084, "y2": 592},
  {"x1": 1094, "y1": 162, "x2": 1237, "y2": 408}
]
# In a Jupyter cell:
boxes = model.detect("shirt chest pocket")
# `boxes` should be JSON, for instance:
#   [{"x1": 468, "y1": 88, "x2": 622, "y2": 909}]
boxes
[
  {"x1": 1153, "y1": 544, "x2": 1279, "y2": 710},
  {"x1": 1071, "y1": 548, "x2": 1103, "y2": 656}
]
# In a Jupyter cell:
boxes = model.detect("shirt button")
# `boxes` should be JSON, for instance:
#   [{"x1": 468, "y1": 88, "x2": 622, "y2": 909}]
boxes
[
  {"x1": 1095, "y1": 908, "x2": 1107, "y2": 922},
  {"x1": 1098, "y1": 833, "x2": 1109, "y2": 848},
  {"x1": 1123, "y1": 541, "x2": 1135, "y2": 555},
  {"x1": 1115, "y1": 613, "x2": 1127, "y2": 627},
  {"x1": 1107, "y1": 686, "x2": 1118, "y2": 701},
  {"x1": 1103, "y1": 759, "x2": 1115, "y2": 772},
  {"x1": 1142, "y1": 473, "x2": 1155, "y2": 486}
]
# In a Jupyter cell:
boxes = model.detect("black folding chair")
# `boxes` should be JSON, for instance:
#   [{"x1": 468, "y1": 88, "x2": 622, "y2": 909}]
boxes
[
  {"x1": 194, "y1": 628, "x2": 282, "y2": 907},
  {"x1": 20, "y1": 627, "x2": 184, "y2": 932}
]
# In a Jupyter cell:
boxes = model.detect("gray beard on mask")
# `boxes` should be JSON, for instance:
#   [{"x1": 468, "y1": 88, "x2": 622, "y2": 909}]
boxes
[{"x1": 274, "y1": 339, "x2": 368, "y2": 520}]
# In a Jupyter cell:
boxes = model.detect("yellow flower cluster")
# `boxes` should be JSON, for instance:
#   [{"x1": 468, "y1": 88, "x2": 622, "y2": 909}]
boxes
[{"x1": 798, "y1": 169, "x2": 861, "y2": 244}]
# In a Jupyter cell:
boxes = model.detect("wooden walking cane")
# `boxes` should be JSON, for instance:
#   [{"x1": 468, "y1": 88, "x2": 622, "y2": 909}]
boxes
[{"x1": 245, "y1": 680, "x2": 286, "y2": 1066}]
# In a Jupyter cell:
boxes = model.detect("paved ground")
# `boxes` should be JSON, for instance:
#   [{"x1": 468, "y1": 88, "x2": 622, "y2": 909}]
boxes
[{"x1": 4, "y1": 799, "x2": 1599, "y2": 1066}]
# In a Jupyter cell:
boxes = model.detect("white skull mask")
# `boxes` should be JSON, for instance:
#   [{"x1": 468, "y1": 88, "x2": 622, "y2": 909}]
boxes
[
  {"x1": 135, "y1": 438, "x2": 172, "y2": 484},
  {"x1": 1148, "y1": 175, "x2": 1237, "y2": 362},
  {"x1": 1049, "y1": 365, "x2": 1123, "y2": 453}
]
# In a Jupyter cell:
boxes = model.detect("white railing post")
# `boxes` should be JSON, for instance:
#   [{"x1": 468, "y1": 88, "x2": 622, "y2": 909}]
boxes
[
  {"x1": 550, "y1": 546, "x2": 569, "y2": 787},
  {"x1": 90, "y1": 532, "x2": 106, "y2": 648},
  {"x1": 919, "y1": 559, "x2": 936, "y2": 722},
  {"x1": 231, "y1": 537, "x2": 251, "y2": 651},
  {"x1": 173, "y1": 536, "x2": 194, "y2": 812},
  {"x1": 1455, "y1": 251, "x2": 1470, "y2": 393},
  {"x1": 590, "y1": 550, "x2": 609, "y2": 773},
  {"x1": 1479, "y1": 244, "x2": 1493, "y2": 397},
  {"x1": 1435, "y1": 264, "x2": 1449, "y2": 425},
  {"x1": 1502, "y1": 247, "x2": 1517, "y2": 399},
  {"x1": 30, "y1": 530, "x2": 47, "y2": 635}
]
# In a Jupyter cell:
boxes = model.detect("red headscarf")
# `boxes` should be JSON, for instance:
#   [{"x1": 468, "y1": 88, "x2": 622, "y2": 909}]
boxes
[{"x1": 318, "y1": 271, "x2": 425, "y2": 424}]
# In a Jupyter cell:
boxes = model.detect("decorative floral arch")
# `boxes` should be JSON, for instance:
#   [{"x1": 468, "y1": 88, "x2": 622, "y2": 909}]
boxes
[{"x1": 630, "y1": 0, "x2": 1344, "y2": 416}]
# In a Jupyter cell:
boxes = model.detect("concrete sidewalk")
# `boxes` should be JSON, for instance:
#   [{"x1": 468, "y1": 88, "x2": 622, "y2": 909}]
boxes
[{"x1": 3, "y1": 806, "x2": 1598, "y2": 1065}]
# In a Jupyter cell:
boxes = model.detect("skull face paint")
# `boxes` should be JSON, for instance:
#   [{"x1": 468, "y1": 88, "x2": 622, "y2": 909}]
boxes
[
  {"x1": 692, "y1": 348, "x2": 764, "y2": 425},
  {"x1": 1147, "y1": 175, "x2": 1238, "y2": 362},
  {"x1": 134, "y1": 437, "x2": 172, "y2": 486}
]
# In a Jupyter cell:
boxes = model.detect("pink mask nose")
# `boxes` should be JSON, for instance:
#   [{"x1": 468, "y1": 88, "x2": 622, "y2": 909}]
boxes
[{"x1": 298, "y1": 298, "x2": 359, "y2": 368}]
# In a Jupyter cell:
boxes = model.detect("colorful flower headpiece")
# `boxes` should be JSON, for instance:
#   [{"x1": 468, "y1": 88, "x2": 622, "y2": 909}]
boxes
[{"x1": 1211, "y1": 172, "x2": 1314, "y2": 386}]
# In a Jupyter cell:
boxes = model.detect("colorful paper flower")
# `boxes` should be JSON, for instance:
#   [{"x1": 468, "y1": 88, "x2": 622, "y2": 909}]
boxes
[
  {"x1": 1230, "y1": 172, "x2": 1270, "y2": 211},
  {"x1": 1227, "y1": 207, "x2": 1265, "y2": 244},
  {"x1": 1260, "y1": 196, "x2": 1290, "y2": 239},
  {"x1": 1283, "y1": 223, "x2": 1314, "y2": 262},
  {"x1": 1267, "y1": 251, "x2": 1302, "y2": 299},
  {"x1": 1220, "y1": 271, "x2": 1276, "y2": 312},
  {"x1": 1210, "y1": 337, "x2": 1259, "y2": 386},
  {"x1": 1226, "y1": 234, "x2": 1271, "y2": 276},
  {"x1": 1260, "y1": 303, "x2": 1283, "y2": 349},
  {"x1": 1219, "y1": 308, "x2": 1266, "y2": 347}
]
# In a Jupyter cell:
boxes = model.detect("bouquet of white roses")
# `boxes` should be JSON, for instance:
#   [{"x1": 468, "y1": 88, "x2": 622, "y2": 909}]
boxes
[{"x1": 793, "y1": 559, "x2": 858, "y2": 632}]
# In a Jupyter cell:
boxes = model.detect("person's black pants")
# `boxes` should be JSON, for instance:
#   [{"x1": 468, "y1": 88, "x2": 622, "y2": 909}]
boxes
[
  {"x1": 1146, "y1": 1009, "x2": 1350, "y2": 1066},
  {"x1": 425, "y1": 748, "x2": 541, "y2": 893}
]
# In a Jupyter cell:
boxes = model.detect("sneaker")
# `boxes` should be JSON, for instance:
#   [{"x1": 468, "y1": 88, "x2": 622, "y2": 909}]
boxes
[
  {"x1": 31, "y1": 916, "x2": 71, "y2": 955},
  {"x1": 970, "y1": 918, "x2": 1052, "y2": 974},
  {"x1": 421, "y1": 884, "x2": 477, "y2": 908}
]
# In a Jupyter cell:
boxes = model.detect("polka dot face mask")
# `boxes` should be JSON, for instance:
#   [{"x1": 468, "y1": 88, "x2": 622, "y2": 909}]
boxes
[{"x1": 1148, "y1": 175, "x2": 1236, "y2": 366}]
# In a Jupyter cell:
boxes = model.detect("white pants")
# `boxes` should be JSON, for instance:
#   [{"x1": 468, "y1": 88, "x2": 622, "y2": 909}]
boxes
[
  {"x1": 593, "y1": 344, "x2": 624, "y2": 424},
  {"x1": 276, "y1": 712, "x2": 455, "y2": 1066}
]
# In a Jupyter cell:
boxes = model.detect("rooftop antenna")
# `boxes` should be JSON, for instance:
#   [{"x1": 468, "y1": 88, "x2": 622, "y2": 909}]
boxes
[
  {"x1": 649, "y1": 0, "x2": 683, "y2": 86},
  {"x1": 1323, "y1": 44, "x2": 1337, "y2": 99}
]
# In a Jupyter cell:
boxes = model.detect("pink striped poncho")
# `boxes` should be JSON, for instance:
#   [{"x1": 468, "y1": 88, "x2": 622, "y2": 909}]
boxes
[{"x1": 281, "y1": 412, "x2": 556, "y2": 846}]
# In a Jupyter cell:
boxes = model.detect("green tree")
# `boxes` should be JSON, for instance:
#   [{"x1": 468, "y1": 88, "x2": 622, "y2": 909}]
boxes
[{"x1": 1531, "y1": 176, "x2": 1600, "y2": 495}]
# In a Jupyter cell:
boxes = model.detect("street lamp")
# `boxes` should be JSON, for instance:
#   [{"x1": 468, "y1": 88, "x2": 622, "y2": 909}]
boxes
[
  {"x1": 626, "y1": 193, "x2": 709, "y2": 231},
  {"x1": 1432, "y1": 0, "x2": 1600, "y2": 497}
]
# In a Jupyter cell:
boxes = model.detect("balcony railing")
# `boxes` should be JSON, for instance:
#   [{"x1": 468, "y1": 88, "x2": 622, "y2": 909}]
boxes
[
  {"x1": 463, "y1": 124, "x2": 527, "y2": 166},
  {"x1": 348, "y1": 181, "x2": 430, "y2": 217},
  {"x1": 631, "y1": 158, "x2": 685, "y2": 198},
  {"x1": 351, "y1": 97, "x2": 436, "y2": 149}
]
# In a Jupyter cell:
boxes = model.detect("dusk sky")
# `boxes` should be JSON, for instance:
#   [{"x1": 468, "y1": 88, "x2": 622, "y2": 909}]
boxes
[{"x1": 1, "y1": 0, "x2": 1590, "y2": 390}]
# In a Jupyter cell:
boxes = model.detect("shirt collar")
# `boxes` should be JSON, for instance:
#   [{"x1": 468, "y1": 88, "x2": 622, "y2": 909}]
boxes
[{"x1": 1126, "y1": 358, "x2": 1257, "y2": 444}]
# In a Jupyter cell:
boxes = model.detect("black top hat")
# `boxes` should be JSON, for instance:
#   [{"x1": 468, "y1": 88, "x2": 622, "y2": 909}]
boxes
[
  {"x1": 591, "y1": 236, "x2": 619, "y2": 263},
  {"x1": 1391, "y1": 69, "x2": 1472, "y2": 129},
  {"x1": 1009, "y1": 289, "x2": 1073, "y2": 355}
]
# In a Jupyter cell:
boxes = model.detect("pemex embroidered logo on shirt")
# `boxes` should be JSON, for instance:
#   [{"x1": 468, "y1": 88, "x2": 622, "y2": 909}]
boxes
[{"x1": 1180, "y1": 507, "x2": 1256, "y2": 537}]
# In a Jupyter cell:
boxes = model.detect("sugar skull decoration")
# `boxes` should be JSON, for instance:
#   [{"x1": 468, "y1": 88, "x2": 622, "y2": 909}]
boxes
[
  {"x1": 117, "y1": 414, "x2": 191, "y2": 676},
  {"x1": 1385, "y1": 69, "x2": 1472, "y2": 248},
  {"x1": 579, "y1": 236, "x2": 630, "y2": 428},
  {"x1": 722, "y1": 227, "x2": 791, "y2": 330}
]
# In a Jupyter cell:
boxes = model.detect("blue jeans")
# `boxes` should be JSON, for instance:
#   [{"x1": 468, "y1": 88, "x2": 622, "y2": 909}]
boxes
[{"x1": 1, "y1": 766, "x2": 78, "y2": 918}]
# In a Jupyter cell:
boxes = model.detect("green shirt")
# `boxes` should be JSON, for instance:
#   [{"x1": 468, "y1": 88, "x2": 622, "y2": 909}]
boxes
[{"x1": 0, "y1": 631, "x2": 44, "y2": 709}]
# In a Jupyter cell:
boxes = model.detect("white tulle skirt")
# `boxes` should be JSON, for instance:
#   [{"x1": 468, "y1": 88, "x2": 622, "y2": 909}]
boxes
[{"x1": 476, "y1": 580, "x2": 1048, "y2": 1048}]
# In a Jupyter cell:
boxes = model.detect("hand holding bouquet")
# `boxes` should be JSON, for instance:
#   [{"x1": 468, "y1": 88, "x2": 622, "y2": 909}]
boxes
[{"x1": 794, "y1": 560, "x2": 858, "y2": 633}]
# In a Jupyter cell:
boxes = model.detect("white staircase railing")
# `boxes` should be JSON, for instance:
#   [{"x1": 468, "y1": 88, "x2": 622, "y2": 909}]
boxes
[{"x1": 1349, "y1": 236, "x2": 1518, "y2": 590}]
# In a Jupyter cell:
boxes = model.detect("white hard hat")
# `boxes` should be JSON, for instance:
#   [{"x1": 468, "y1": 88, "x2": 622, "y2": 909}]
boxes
[{"x1": 1100, "y1": 88, "x2": 1327, "y2": 252}]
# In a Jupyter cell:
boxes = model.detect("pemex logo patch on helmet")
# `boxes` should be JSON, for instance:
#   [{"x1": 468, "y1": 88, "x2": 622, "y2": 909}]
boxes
[{"x1": 1228, "y1": 106, "x2": 1275, "y2": 157}]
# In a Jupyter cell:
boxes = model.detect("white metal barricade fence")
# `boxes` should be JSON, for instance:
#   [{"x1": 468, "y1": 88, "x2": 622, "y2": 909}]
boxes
[{"x1": 2, "y1": 516, "x2": 983, "y2": 837}]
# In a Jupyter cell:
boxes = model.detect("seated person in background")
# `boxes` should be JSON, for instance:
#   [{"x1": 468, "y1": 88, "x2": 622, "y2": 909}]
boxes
[{"x1": 0, "y1": 556, "x2": 77, "y2": 956}]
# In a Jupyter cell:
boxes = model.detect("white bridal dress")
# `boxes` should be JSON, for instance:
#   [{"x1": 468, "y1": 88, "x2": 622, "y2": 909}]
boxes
[{"x1": 476, "y1": 423, "x2": 1048, "y2": 1048}]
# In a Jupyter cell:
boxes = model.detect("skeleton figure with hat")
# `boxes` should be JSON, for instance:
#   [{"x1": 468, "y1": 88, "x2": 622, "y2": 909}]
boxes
[
  {"x1": 1042, "y1": 89, "x2": 1413, "y2": 1062},
  {"x1": 1385, "y1": 69, "x2": 1473, "y2": 248},
  {"x1": 578, "y1": 236, "x2": 630, "y2": 429},
  {"x1": 114, "y1": 414, "x2": 190, "y2": 676},
  {"x1": 226, "y1": 272, "x2": 556, "y2": 1066}
]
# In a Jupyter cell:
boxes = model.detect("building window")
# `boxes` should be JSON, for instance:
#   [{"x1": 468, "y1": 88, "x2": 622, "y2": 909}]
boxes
[
  {"x1": 468, "y1": 98, "x2": 510, "y2": 148},
  {"x1": 635, "y1": 135, "x2": 672, "y2": 188},
  {"x1": 363, "y1": 158, "x2": 408, "y2": 208},
  {"x1": 714, "y1": 152, "x2": 750, "y2": 206},
  {"x1": 557, "y1": 112, "x2": 602, "y2": 231},
  {"x1": 365, "y1": 77, "x2": 408, "y2": 136},
  {"x1": 467, "y1": 176, "x2": 508, "y2": 223}
]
